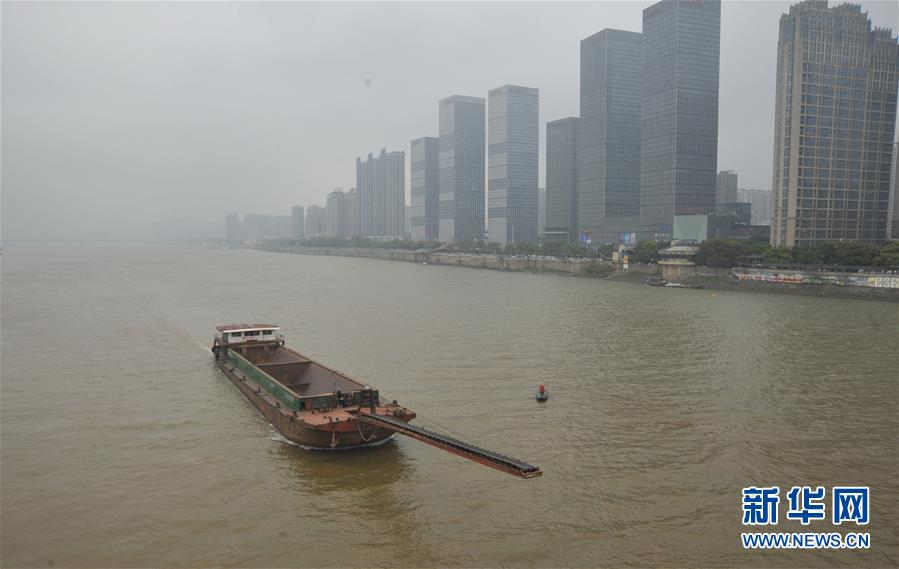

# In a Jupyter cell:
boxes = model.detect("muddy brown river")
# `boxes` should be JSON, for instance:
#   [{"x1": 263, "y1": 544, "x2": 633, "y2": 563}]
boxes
[{"x1": 2, "y1": 245, "x2": 896, "y2": 567}]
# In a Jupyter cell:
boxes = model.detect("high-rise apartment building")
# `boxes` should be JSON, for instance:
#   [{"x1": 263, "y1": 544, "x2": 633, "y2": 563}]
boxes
[
  {"x1": 890, "y1": 143, "x2": 898, "y2": 239},
  {"x1": 242, "y1": 214, "x2": 273, "y2": 240},
  {"x1": 737, "y1": 188, "x2": 774, "y2": 226},
  {"x1": 439, "y1": 95, "x2": 486, "y2": 243},
  {"x1": 271, "y1": 215, "x2": 292, "y2": 238},
  {"x1": 355, "y1": 149, "x2": 405, "y2": 238},
  {"x1": 384, "y1": 154, "x2": 404, "y2": 238},
  {"x1": 410, "y1": 136, "x2": 440, "y2": 241},
  {"x1": 579, "y1": 29, "x2": 643, "y2": 244},
  {"x1": 323, "y1": 189, "x2": 358, "y2": 238},
  {"x1": 641, "y1": 0, "x2": 721, "y2": 237},
  {"x1": 344, "y1": 189, "x2": 358, "y2": 238},
  {"x1": 487, "y1": 85, "x2": 539, "y2": 245},
  {"x1": 304, "y1": 205, "x2": 326, "y2": 240},
  {"x1": 537, "y1": 188, "x2": 546, "y2": 243},
  {"x1": 545, "y1": 117, "x2": 580, "y2": 243},
  {"x1": 771, "y1": 0, "x2": 898, "y2": 247},
  {"x1": 717, "y1": 170, "x2": 738, "y2": 204},
  {"x1": 291, "y1": 206, "x2": 305, "y2": 241},
  {"x1": 225, "y1": 212, "x2": 240, "y2": 242}
]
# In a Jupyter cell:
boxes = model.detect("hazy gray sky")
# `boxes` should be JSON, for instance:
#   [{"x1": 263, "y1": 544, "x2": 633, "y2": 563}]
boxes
[{"x1": 2, "y1": 1, "x2": 897, "y2": 241}]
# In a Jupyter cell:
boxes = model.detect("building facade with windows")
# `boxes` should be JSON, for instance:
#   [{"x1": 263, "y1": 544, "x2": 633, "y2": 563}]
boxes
[
  {"x1": 410, "y1": 137, "x2": 440, "y2": 241},
  {"x1": 304, "y1": 205, "x2": 326, "y2": 240},
  {"x1": 737, "y1": 188, "x2": 774, "y2": 226},
  {"x1": 771, "y1": 0, "x2": 898, "y2": 247},
  {"x1": 355, "y1": 149, "x2": 405, "y2": 239},
  {"x1": 225, "y1": 212, "x2": 240, "y2": 242},
  {"x1": 545, "y1": 117, "x2": 580, "y2": 243},
  {"x1": 579, "y1": 29, "x2": 643, "y2": 245},
  {"x1": 324, "y1": 189, "x2": 357, "y2": 238},
  {"x1": 640, "y1": 0, "x2": 721, "y2": 238},
  {"x1": 890, "y1": 143, "x2": 898, "y2": 239},
  {"x1": 717, "y1": 170, "x2": 738, "y2": 204},
  {"x1": 487, "y1": 85, "x2": 539, "y2": 245},
  {"x1": 290, "y1": 206, "x2": 305, "y2": 241},
  {"x1": 439, "y1": 95, "x2": 486, "y2": 243}
]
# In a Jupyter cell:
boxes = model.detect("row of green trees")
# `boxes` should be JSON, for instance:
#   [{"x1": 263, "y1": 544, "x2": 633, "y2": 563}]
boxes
[
  {"x1": 277, "y1": 237, "x2": 612, "y2": 259},
  {"x1": 278, "y1": 236, "x2": 439, "y2": 251},
  {"x1": 272, "y1": 236, "x2": 899, "y2": 268},
  {"x1": 695, "y1": 239, "x2": 899, "y2": 268}
]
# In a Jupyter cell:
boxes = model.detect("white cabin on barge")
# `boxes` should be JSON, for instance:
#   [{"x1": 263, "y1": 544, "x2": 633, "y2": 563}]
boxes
[{"x1": 215, "y1": 323, "x2": 282, "y2": 345}]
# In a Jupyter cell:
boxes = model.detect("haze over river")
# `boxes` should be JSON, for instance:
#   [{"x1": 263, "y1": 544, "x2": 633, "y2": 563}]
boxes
[{"x1": 2, "y1": 245, "x2": 897, "y2": 568}]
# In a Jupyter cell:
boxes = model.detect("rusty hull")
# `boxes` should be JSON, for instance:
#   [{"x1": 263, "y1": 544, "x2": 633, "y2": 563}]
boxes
[{"x1": 216, "y1": 353, "x2": 414, "y2": 448}]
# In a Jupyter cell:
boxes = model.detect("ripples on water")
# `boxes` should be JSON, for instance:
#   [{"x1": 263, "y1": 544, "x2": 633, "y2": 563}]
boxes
[{"x1": 1, "y1": 245, "x2": 897, "y2": 568}]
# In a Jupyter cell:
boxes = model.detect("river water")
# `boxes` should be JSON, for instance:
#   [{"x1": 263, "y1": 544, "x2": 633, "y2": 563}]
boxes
[{"x1": 1, "y1": 245, "x2": 897, "y2": 568}]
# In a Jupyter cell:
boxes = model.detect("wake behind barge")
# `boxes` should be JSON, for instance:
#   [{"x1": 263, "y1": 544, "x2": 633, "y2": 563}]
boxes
[{"x1": 212, "y1": 324, "x2": 542, "y2": 479}]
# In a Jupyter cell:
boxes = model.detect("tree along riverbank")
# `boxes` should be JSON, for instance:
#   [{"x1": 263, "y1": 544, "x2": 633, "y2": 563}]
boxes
[{"x1": 251, "y1": 243, "x2": 899, "y2": 302}]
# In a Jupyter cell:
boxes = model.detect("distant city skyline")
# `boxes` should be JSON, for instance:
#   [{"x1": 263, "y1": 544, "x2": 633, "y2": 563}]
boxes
[{"x1": 3, "y1": 1, "x2": 897, "y2": 241}]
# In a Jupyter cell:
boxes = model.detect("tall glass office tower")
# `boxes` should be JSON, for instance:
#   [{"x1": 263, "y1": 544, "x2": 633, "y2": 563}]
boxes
[
  {"x1": 640, "y1": 0, "x2": 721, "y2": 237},
  {"x1": 439, "y1": 95, "x2": 486, "y2": 243},
  {"x1": 579, "y1": 29, "x2": 643, "y2": 245},
  {"x1": 545, "y1": 117, "x2": 580, "y2": 243},
  {"x1": 410, "y1": 137, "x2": 439, "y2": 241},
  {"x1": 487, "y1": 85, "x2": 539, "y2": 245}
]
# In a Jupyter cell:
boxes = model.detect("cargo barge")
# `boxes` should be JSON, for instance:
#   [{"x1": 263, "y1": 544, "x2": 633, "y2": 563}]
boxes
[{"x1": 212, "y1": 324, "x2": 542, "y2": 478}]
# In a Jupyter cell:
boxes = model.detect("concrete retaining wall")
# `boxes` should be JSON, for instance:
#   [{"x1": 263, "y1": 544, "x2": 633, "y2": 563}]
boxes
[
  {"x1": 253, "y1": 244, "x2": 899, "y2": 302},
  {"x1": 258, "y1": 244, "x2": 604, "y2": 275}
]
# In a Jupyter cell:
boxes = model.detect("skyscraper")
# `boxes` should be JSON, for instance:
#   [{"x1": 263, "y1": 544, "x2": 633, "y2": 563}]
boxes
[
  {"x1": 890, "y1": 143, "x2": 898, "y2": 239},
  {"x1": 344, "y1": 188, "x2": 358, "y2": 238},
  {"x1": 290, "y1": 206, "x2": 305, "y2": 241},
  {"x1": 717, "y1": 171, "x2": 738, "y2": 204},
  {"x1": 771, "y1": 0, "x2": 898, "y2": 247},
  {"x1": 537, "y1": 188, "x2": 546, "y2": 243},
  {"x1": 271, "y1": 215, "x2": 292, "y2": 238},
  {"x1": 355, "y1": 149, "x2": 406, "y2": 238},
  {"x1": 326, "y1": 190, "x2": 355, "y2": 238},
  {"x1": 304, "y1": 205, "x2": 326, "y2": 240},
  {"x1": 225, "y1": 212, "x2": 240, "y2": 242},
  {"x1": 641, "y1": 0, "x2": 721, "y2": 237},
  {"x1": 410, "y1": 136, "x2": 440, "y2": 241},
  {"x1": 579, "y1": 29, "x2": 643, "y2": 245},
  {"x1": 487, "y1": 85, "x2": 539, "y2": 245},
  {"x1": 545, "y1": 117, "x2": 580, "y2": 243},
  {"x1": 242, "y1": 214, "x2": 272, "y2": 240},
  {"x1": 737, "y1": 188, "x2": 774, "y2": 226},
  {"x1": 384, "y1": 152, "x2": 405, "y2": 238},
  {"x1": 439, "y1": 95, "x2": 485, "y2": 243}
]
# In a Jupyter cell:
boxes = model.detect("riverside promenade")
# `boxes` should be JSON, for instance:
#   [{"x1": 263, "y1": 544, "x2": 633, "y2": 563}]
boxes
[{"x1": 252, "y1": 243, "x2": 899, "y2": 302}]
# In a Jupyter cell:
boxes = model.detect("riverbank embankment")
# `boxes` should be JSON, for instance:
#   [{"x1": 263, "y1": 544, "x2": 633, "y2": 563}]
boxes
[{"x1": 253, "y1": 243, "x2": 899, "y2": 302}]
